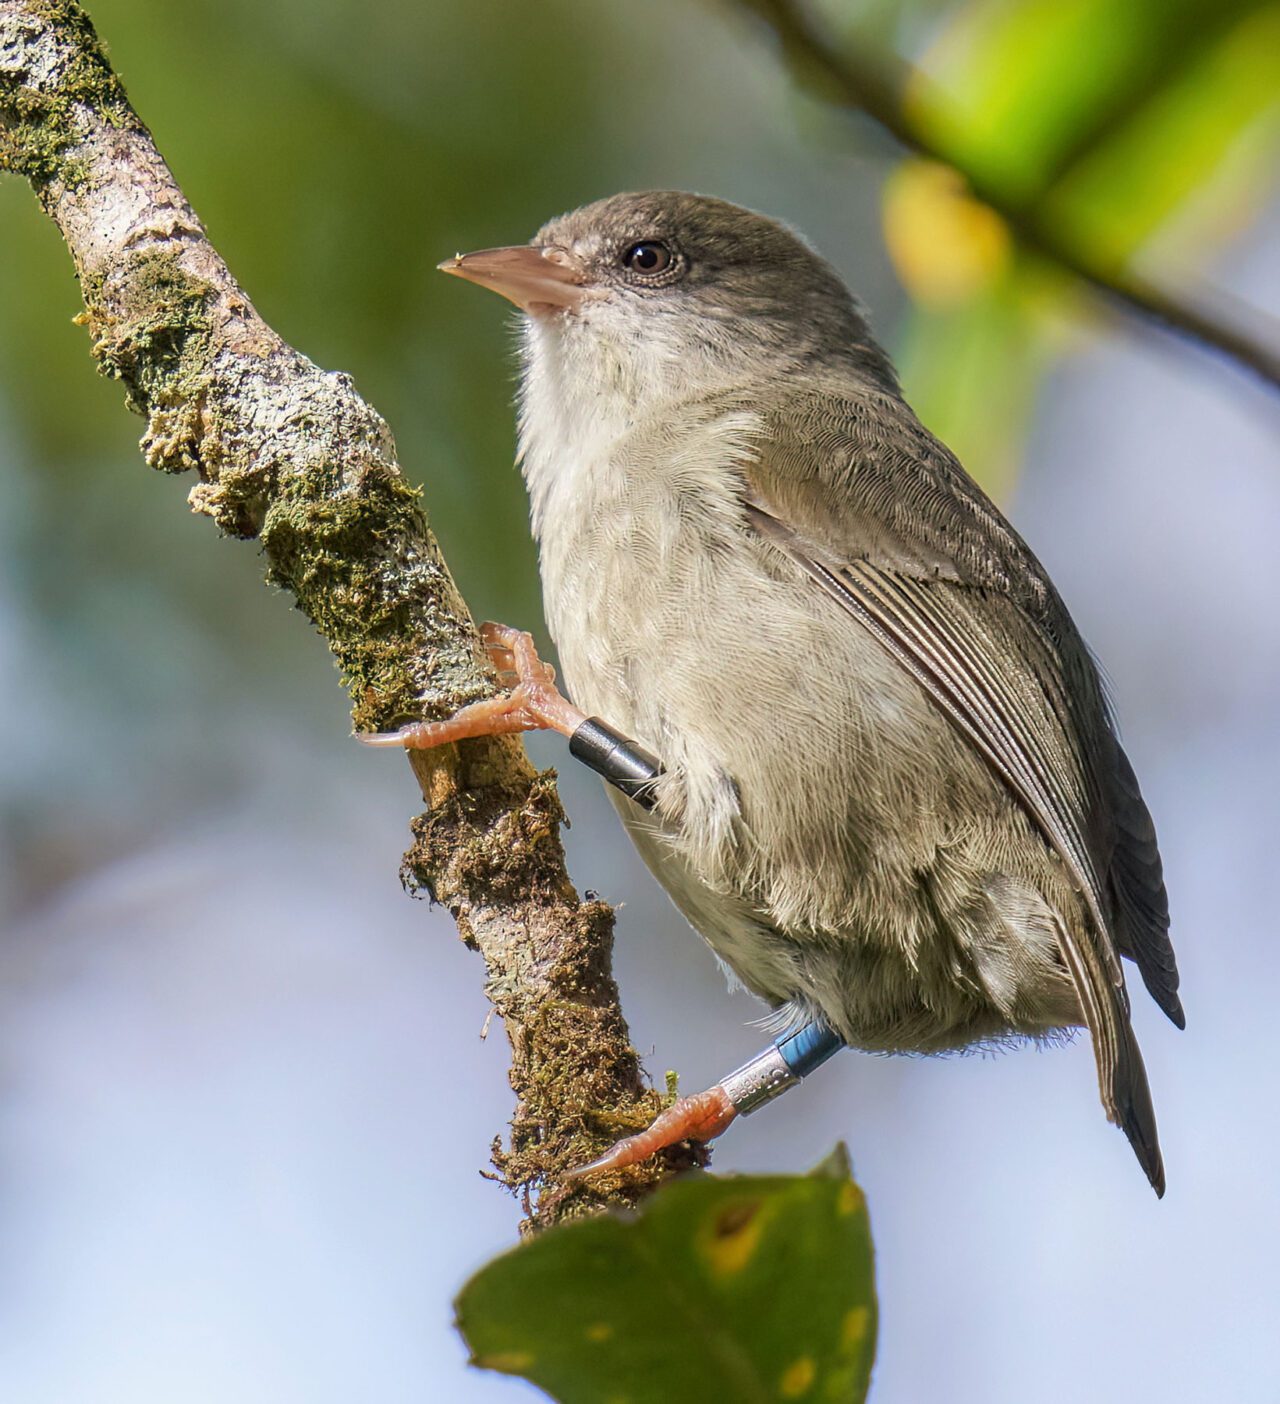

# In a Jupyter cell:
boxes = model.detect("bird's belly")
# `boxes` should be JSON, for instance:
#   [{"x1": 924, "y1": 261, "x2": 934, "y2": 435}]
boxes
[{"x1": 616, "y1": 784, "x2": 1082, "y2": 1053}]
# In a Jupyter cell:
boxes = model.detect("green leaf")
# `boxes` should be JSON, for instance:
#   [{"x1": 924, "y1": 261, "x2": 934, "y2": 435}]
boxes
[
  {"x1": 455, "y1": 1148, "x2": 876, "y2": 1404},
  {"x1": 1044, "y1": 6, "x2": 1280, "y2": 268},
  {"x1": 911, "y1": 0, "x2": 1268, "y2": 201}
]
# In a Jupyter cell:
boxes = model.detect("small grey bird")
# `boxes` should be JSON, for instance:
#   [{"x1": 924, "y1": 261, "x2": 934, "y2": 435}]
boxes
[{"x1": 367, "y1": 191, "x2": 1182, "y2": 1194}]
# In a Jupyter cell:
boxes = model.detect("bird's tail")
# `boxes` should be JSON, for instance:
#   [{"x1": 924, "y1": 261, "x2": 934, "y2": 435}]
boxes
[{"x1": 1111, "y1": 1011, "x2": 1165, "y2": 1197}]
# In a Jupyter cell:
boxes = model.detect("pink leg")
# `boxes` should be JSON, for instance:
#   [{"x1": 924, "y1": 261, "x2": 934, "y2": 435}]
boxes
[
  {"x1": 358, "y1": 623, "x2": 588, "y2": 749},
  {"x1": 566, "y1": 1086, "x2": 739, "y2": 1179}
]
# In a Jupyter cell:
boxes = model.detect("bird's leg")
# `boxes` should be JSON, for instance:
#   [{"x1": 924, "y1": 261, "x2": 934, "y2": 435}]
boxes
[
  {"x1": 568, "y1": 1086, "x2": 740, "y2": 1178},
  {"x1": 568, "y1": 1022, "x2": 846, "y2": 1178},
  {"x1": 359, "y1": 623, "x2": 587, "y2": 749}
]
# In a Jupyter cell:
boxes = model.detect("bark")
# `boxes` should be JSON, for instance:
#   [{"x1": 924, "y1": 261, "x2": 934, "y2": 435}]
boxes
[{"x1": 0, "y1": 0, "x2": 702, "y2": 1232}]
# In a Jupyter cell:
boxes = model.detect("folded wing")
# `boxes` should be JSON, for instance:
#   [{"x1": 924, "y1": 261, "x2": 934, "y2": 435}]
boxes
[{"x1": 743, "y1": 387, "x2": 1178, "y2": 1192}]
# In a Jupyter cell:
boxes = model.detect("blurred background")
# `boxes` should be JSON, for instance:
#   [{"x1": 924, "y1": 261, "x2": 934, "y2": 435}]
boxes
[{"x1": 1, "y1": 0, "x2": 1277, "y2": 1400}]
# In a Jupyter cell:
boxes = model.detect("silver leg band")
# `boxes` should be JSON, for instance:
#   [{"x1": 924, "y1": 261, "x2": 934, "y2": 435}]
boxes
[{"x1": 720, "y1": 1044, "x2": 800, "y2": 1116}]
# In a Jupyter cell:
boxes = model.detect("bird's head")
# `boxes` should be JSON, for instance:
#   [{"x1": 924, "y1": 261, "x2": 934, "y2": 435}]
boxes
[{"x1": 440, "y1": 190, "x2": 895, "y2": 415}]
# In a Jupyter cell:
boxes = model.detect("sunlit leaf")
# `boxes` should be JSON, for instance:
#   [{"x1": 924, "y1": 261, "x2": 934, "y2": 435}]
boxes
[
  {"x1": 884, "y1": 0, "x2": 1280, "y2": 492},
  {"x1": 909, "y1": 0, "x2": 1266, "y2": 201},
  {"x1": 883, "y1": 159, "x2": 1012, "y2": 307}
]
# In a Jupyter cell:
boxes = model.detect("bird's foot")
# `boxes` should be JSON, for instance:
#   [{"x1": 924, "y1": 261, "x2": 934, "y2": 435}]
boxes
[
  {"x1": 566, "y1": 1024, "x2": 847, "y2": 1178},
  {"x1": 358, "y1": 622, "x2": 587, "y2": 749},
  {"x1": 566, "y1": 1085, "x2": 739, "y2": 1178}
]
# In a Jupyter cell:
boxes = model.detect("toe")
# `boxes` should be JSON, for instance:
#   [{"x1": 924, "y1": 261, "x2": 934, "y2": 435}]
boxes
[{"x1": 566, "y1": 1086, "x2": 738, "y2": 1178}]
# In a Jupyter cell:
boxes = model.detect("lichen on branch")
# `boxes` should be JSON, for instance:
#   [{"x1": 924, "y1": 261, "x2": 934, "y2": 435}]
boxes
[{"x1": 0, "y1": 0, "x2": 134, "y2": 189}]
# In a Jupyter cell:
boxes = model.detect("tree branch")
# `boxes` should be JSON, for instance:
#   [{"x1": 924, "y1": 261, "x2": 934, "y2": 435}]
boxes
[
  {"x1": 736, "y1": 0, "x2": 1280, "y2": 392},
  {"x1": 0, "y1": 0, "x2": 702, "y2": 1232}
]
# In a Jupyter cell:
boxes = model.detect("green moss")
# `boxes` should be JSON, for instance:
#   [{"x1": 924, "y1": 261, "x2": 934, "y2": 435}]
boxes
[
  {"x1": 83, "y1": 248, "x2": 216, "y2": 486},
  {"x1": 260, "y1": 462, "x2": 486, "y2": 730},
  {"x1": 71, "y1": 249, "x2": 219, "y2": 496},
  {"x1": 401, "y1": 768, "x2": 569, "y2": 915},
  {"x1": 76, "y1": 243, "x2": 478, "y2": 733},
  {"x1": 0, "y1": 2, "x2": 139, "y2": 192},
  {"x1": 496, "y1": 990, "x2": 703, "y2": 1225},
  {"x1": 401, "y1": 777, "x2": 709, "y2": 1222},
  {"x1": 3, "y1": 4, "x2": 675, "y2": 1234},
  {"x1": 74, "y1": 242, "x2": 457, "y2": 731}
]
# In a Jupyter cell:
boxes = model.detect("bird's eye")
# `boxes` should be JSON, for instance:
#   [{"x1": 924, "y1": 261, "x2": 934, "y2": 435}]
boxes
[{"x1": 623, "y1": 241, "x2": 673, "y2": 274}]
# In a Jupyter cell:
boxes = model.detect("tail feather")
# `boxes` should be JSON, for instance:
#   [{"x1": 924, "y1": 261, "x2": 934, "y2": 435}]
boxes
[
  {"x1": 1111, "y1": 1013, "x2": 1165, "y2": 1198},
  {"x1": 1058, "y1": 910, "x2": 1167, "y2": 1197},
  {"x1": 1109, "y1": 747, "x2": 1183, "y2": 1030}
]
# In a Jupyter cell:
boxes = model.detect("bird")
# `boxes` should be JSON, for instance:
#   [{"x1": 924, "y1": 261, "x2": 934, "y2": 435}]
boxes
[{"x1": 363, "y1": 191, "x2": 1182, "y2": 1195}]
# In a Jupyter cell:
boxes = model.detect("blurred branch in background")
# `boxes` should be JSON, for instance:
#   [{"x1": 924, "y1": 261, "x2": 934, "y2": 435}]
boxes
[
  {"x1": 0, "y1": 0, "x2": 698, "y2": 1231},
  {"x1": 734, "y1": 0, "x2": 1280, "y2": 485}
]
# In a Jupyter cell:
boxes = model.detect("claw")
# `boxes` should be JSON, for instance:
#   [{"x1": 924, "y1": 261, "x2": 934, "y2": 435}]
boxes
[
  {"x1": 355, "y1": 622, "x2": 587, "y2": 750},
  {"x1": 566, "y1": 1086, "x2": 738, "y2": 1179},
  {"x1": 357, "y1": 728, "x2": 423, "y2": 749}
]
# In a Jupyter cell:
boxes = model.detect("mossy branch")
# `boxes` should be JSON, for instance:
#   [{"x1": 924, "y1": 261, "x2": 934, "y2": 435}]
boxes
[{"x1": 0, "y1": 0, "x2": 703, "y2": 1231}]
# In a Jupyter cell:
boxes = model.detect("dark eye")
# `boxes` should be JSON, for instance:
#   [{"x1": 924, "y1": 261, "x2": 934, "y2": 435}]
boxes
[{"x1": 623, "y1": 240, "x2": 673, "y2": 274}]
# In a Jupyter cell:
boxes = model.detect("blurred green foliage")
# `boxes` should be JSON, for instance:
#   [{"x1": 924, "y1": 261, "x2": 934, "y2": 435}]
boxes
[
  {"x1": 1, "y1": 0, "x2": 624, "y2": 620},
  {"x1": 456, "y1": 1147, "x2": 876, "y2": 1404},
  {"x1": 872, "y1": 0, "x2": 1280, "y2": 492}
]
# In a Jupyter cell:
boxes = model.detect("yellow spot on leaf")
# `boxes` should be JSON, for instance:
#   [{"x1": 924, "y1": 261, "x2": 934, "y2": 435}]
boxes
[
  {"x1": 475, "y1": 1351, "x2": 534, "y2": 1373},
  {"x1": 780, "y1": 1356, "x2": 817, "y2": 1397},
  {"x1": 585, "y1": 1322, "x2": 614, "y2": 1343},
  {"x1": 841, "y1": 1307, "x2": 871, "y2": 1351},
  {"x1": 883, "y1": 159, "x2": 1011, "y2": 308},
  {"x1": 697, "y1": 1197, "x2": 765, "y2": 1276},
  {"x1": 837, "y1": 1181, "x2": 862, "y2": 1217}
]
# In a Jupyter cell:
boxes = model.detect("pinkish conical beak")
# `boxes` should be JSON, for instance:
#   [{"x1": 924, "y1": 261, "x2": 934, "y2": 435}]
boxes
[{"x1": 438, "y1": 244, "x2": 597, "y2": 314}]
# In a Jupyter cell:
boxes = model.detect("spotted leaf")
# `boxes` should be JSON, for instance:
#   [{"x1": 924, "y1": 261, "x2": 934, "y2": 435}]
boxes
[{"x1": 455, "y1": 1146, "x2": 876, "y2": 1404}]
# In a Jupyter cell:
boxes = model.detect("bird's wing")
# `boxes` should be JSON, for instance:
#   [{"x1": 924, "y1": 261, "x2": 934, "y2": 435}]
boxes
[{"x1": 742, "y1": 386, "x2": 1176, "y2": 1192}]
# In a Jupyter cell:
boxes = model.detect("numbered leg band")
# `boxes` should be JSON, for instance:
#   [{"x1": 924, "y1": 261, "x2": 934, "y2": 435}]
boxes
[{"x1": 720, "y1": 1022, "x2": 846, "y2": 1116}]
